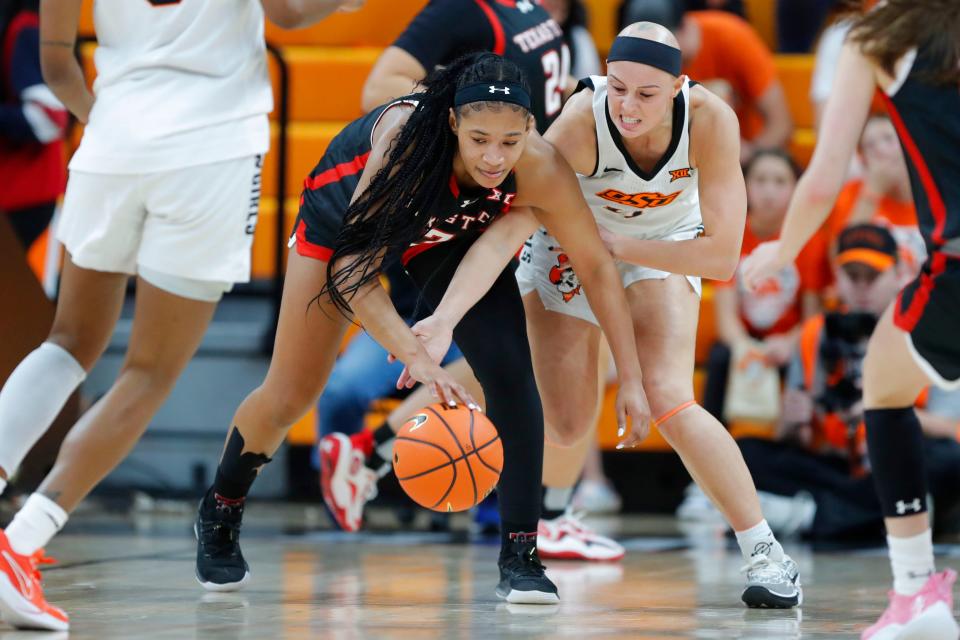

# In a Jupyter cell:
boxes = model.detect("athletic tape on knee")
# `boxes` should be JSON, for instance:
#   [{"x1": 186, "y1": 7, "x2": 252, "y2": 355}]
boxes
[{"x1": 865, "y1": 407, "x2": 929, "y2": 519}]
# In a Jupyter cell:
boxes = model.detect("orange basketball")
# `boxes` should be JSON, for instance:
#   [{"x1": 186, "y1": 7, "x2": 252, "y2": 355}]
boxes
[{"x1": 393, "y1": 404, "x2": 503, "y2": 512}]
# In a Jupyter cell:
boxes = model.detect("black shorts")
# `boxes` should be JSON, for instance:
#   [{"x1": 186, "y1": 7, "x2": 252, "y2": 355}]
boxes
[{"x1": 894, "y1": 253, "x2": 960, "y2": 387}]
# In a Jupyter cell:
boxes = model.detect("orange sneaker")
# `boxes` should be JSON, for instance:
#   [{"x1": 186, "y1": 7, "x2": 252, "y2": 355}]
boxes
[{"x1": 0, "y1": 529, "x2": 68, "y2": 630}]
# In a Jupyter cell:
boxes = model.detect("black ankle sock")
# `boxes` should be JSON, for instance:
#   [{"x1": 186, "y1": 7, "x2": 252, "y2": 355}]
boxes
[
  {"x1": 211, "y1": 427, "x2": 272, "y2": 502},
  {"x1": 500, "y1": 521, "x2": 539, "y2": 552},
  {"x1": 365, "y1": 422, "x2": 395, "y2": 471}
]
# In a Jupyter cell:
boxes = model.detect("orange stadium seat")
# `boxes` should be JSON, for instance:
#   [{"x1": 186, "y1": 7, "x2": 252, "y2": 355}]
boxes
[
  {"x1": 268, "y1": 47, "x2": 380, "y2": 122},
  {"x1": 262, "y1": 121, "x2": 346, "y2": 198}
]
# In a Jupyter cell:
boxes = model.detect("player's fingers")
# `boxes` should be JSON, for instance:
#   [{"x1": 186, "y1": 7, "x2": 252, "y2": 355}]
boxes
[
  {"x1": 615, "y1": 399, "x2": 627, "y2": 438},
  {"x1": 451, "y1": 384, "x2": 476, "y2": 408}
]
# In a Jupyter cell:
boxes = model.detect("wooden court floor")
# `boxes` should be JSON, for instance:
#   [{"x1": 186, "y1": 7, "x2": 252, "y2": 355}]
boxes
[{"x1": 2, "y1": 505, "x2": 958, "y2": 639}]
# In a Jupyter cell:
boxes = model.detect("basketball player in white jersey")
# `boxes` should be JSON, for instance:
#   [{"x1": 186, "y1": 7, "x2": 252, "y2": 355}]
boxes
[
  {"x1": 513, "y1": 22, "x2": 803, "y2": 607},
  {"x1": 0, "y1": 0, "x2": 360, "y2": 630}
]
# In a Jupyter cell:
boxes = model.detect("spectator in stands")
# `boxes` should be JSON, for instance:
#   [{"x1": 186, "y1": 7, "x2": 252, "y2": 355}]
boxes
[
  {"x1": 738, "y1": 224, "x2": 960, "y2": 540},
  {"x1": 542, "y1": 0, "x2": 601, "y2": 78},
  {"x1": 0, "y1": 0, "x2": 67, "y2": 250},
  {"x1": 619, "y1": 0, "x2": 792, "y2": 163},
  {"x1": 825, "y1": 113, "x2": 925, "y2": 276},
  {"x1": 703, "y1": 149, "x2": 826, "y2": 423}
]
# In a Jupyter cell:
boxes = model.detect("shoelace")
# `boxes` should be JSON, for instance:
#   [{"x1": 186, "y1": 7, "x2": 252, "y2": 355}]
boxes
[
  {"x1": 200, "y1": 515, "x2": 243, "y2": 557},
  {"x1": 739, "y1": 554, "x2": 787, "y2": 581},
  {"x1": 502, "y1": 544, "x2": 548, "y2": 579},
  {"x1": 559, "y1": 510, "x2": 591, "y2": 534},
  {"x1": 28, "y1": 550, "x2": 56, "y2": 582}
]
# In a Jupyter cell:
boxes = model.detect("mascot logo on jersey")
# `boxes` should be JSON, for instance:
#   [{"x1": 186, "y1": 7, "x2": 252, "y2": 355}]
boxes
[
  {"x1": 549, "y1": 253, "x2": 581, "y2": 302},
  {"x1": 669, "y1": 167, "x2": 692, "y2": 182},
  {"x1": 595, "y1": 188, "x2": 681, "y2": 210}
]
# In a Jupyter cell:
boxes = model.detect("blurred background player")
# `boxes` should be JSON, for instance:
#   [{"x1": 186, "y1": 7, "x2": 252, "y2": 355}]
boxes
[
  {"x1": 0, "y1": 0, "x2": 362, "y2": 630},
  {"x1": 742, "y1": 1, "x2": 960, "y2": 636},
  {"x1": 0, "y1": 0, "x2": 66, "y2": 251}
]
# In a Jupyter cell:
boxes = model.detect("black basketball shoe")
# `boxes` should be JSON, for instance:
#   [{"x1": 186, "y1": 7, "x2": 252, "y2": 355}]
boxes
[
  {"x1": 195, "y1": 490, "x2": 250, "y2": 591},
  {"x1": 496, "y1": 532, "x2": 560, "y2": 604}
]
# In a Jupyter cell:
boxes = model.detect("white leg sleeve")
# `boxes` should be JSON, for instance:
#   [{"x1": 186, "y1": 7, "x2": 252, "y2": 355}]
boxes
[{"x1": 0, "y1": 342, "x2": 86, "y2": 478}]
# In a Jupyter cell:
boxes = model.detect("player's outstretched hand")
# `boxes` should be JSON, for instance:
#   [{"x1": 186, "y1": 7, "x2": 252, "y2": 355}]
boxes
[
  {"x1": 404, "y1": 356, "x2": 478, "y2": 409},
  {"x1": 597, "y1": 226, "x2": 622, "y2": 258},
  {"x1": 741, "y1": 240, "x2": 789, "y2": 292},
  {"x1": 614, "y1": 378, "x2": 651, "y2": 450},
  {"x1": 392, "y1": 314, "x2": 453, "y2": 389}
]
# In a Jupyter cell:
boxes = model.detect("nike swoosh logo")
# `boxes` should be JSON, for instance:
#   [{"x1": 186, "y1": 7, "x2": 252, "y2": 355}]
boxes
[
  {"x1": 602, "y1": 167, "x2": 622, "y2": 173},
  {"x1": 2, "y1": 550, "x2": 34, "y2": 600}
]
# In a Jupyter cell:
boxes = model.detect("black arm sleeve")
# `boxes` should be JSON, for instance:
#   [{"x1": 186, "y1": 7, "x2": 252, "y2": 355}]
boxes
[{"x1": 392, "y1": 0, "x2": 495, "y2": 72}]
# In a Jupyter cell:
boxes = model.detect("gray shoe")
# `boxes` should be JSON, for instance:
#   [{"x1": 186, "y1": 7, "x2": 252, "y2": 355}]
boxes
[{"x1": 741, "y1": 553, "x2": 802, "y2": 609}]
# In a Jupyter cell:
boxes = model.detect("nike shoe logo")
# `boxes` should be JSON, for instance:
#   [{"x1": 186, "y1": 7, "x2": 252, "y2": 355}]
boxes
[{"x1": 2, "y1": 550, "x2": 35, "y2": 600}]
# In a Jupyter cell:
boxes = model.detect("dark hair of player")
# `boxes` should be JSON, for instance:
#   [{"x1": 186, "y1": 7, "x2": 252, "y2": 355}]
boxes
[
  {"x1": 847, "y1": 0, "x2": 960, "y2": 86},
  {"x1": 322, "y1": 52, "x2": 532, "y2": 316}
]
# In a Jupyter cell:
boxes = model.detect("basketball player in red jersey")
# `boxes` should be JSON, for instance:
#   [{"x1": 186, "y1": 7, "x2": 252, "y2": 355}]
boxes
[{"x1": 743, "y1": 1, "x2": 960, "y2": 637}]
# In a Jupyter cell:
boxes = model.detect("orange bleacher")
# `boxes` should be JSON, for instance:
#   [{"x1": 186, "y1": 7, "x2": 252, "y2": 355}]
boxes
[{"x1": 74, "y1": 0, "x2": 817, "y2": 448}]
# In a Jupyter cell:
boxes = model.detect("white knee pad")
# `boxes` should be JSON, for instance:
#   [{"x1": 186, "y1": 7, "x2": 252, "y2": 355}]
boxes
[{"x1": 138, "y1": 266, "x2": 232, "y2": 302}]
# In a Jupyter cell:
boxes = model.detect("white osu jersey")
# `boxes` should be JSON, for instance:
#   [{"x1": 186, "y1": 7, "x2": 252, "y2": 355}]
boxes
[
  {"x1": 580, "y1": 75, "x2": 702, "y2": 239},
  {"x1": 70, "y1": 0, "x2": 272, "y2": 175}
]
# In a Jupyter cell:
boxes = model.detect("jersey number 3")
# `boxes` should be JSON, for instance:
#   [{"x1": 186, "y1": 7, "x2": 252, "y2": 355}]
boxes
[{"x1": 541, "y1": 46, "x2": 571, "y2": 117}]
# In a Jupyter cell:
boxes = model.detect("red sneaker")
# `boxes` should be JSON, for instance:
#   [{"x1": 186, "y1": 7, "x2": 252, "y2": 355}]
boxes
[
  {"x1": 319, "y1": 433, "x2": 378, "y2": 532},
  {"x1": 0, "y1": 529, "x2": 68, "y2": 630}
]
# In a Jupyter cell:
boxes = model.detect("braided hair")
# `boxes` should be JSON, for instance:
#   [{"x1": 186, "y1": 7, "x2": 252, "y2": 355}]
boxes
[{"x1": 321, "y1": 52, "x2": 531, "y2": 316}]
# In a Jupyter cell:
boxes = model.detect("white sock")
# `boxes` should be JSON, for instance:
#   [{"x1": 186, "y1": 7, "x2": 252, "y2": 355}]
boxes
[
  {"x1": 373, "y1": 438, "x2": 395, "y2": 478},
  {"x1": 0, "y1": 477, "x2": 6, "y2": 496},
  {"x1": 0, "y1": 342, "x2": 86, "y2": 477},
  {"x1": 735, "y1": 519, "x2": 785, "y2": 562},
  {"x1": 5, "y1": 493, "x2": 69, "y2": 556},
  {"x1": 888, "y1": 529, "x2": 935, "y2": 596},
  {"x1": 543, "y1": 486, "x2": 573, "y2": 516}
]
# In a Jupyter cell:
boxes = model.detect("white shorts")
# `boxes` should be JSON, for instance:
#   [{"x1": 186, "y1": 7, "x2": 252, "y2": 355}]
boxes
[
  {"x1": 516, "y1": 226, "x2": 702, "y2": 326},
  {"x1": 57, "y1": 154, "x2": 263, "y2": 285}
]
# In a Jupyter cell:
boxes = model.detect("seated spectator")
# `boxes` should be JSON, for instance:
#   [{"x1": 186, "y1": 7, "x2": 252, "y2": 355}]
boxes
[
  {"x1": 738, "y1": 224, "x2": 960, "y2": 540},
  {"x1": 621, "y1": 1, "x2": 793, "y2": 163},
  {"x1": 0, "y1": 0, "x2": 68, "y2": 250},
  {"x1": 703, "y1": 149, "x2": 826, "y2": 423},
  {"x1": 825, "y1": 113, "x2": 926, "y2": 276}
]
